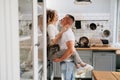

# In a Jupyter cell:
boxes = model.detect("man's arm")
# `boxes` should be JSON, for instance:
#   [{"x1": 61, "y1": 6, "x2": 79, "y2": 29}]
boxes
[{"x1": 53, "y1": 40, "x2": 75, "y2": 62}]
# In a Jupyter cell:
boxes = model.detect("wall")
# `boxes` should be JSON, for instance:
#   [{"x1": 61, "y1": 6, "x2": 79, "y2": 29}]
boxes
[
  {"x1": 46, "y1": 0, "x2": 110, "y2": 14},
  {"x1": 19, "y1": 0, "x2": 111, "y2": 14},
  {"x1": 74, "y1": 20, "x2": 111, "y2": 42},
  {"x1": 46, "y1": 0, "x2": 112, "y2": 43},
  {"x1": 0, "y1": 0, "x2": 20, "y2": 80}
]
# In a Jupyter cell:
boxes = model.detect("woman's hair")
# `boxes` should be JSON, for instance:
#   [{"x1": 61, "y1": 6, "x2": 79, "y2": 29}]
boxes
[{"x1": 47, "y1": 9, "x2": 56, "y2": 25}]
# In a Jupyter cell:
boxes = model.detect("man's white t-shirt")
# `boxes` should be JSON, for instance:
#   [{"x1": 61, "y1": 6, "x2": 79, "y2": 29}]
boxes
[
  {"x1": 59, "y1": 28, "x2": 75, "y2": 62},
  {"x1": 59, "y1": 28, "x2": 75, "y2": 49}
]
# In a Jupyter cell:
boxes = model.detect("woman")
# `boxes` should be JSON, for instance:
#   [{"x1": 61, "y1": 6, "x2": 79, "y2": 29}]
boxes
[
  {"x1": 47, "y1": 9, "x2": 66, "y2": 45},
  {"x1": 47, "y1": 9, "x2": 67, "y2": 80}
]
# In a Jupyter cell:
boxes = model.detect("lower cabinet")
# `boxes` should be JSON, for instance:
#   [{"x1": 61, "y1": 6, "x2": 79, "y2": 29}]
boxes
[
  {"x1": 77, "y1": 50, "x2": 93, "y2": 66},
  {"x1": 76, "y1": 50, "x2": 93, "y2": 78},
  {"x1": 116, "y1": 55, "x2": 120, "y2": 71},
  {"x1": 76, "y1": 50, "x2": 116, "y2": 79},
  {"x1": 93, "y1": 51, "x2": 116, "y2": 71}
]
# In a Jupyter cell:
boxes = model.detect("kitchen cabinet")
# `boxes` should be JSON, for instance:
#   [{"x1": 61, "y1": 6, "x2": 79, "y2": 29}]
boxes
[
  {"x1": 116, "y1": 55, "x2": 120, "y2": 71},
  {"x1": 19, "y1": 0, "x2": 46, "y2": 80},
  {"x1": 77, "y1": 50, "x2": 116, "y2": 72},
  {"x1": 75, "y1": 50, "x2": 116, "y2": 79},
  {"x1": 93, "y1": 51, "x2": 116, "y2": 71},
  {"x1": 77, "y1": 50, "x2": 93, "y2": 66},
  {"x1": 76, "y1": 50, "x2": 93, "y2": 78},
  {"x1": 19, "y1": 0, "x2": 34, "y2": 79}
]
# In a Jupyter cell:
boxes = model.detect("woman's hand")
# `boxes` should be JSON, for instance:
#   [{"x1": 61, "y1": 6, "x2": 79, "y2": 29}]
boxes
[
  {"x1": 53, "y1": 58, "x2": 61, "y2": 62},
  {"x1": 61, "y1": 27, "x2": 67, "y2": 32},
  {"x1": 61, "y1": 25, "x2": 69, "y2": 33}
]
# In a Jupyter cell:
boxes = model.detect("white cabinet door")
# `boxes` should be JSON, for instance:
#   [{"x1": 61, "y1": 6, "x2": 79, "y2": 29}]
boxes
[
  {"x1": 19, "y1": 0, "x2": 47, "y2": 80},
  {"x1": 93, "y1": 51, "x2": 116, "y2": 71},
  {"x1": 77, "y1": 50, "x2": 93, "y2": 65},
  {"x1": 76, "y1": 50, "x2": 93, "y2": 78}
]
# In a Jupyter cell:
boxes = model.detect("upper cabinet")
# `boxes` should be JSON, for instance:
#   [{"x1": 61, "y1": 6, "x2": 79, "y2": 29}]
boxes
[
  {"x1": 19, "y1": 0, "x2": 46, "y2": 80},
  {"x1": 19, "y1": 0, "x2": 33, "y2": 41}
]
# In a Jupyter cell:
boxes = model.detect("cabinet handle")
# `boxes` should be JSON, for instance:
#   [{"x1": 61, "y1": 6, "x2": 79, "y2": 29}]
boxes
[
  {"x1": 101, "y1": 54, "x2": 106, "y2": 56},
  {"x1": 35, "y1": 43, "x2": 40, "y2": 47},
  {"x1": 90, "y1": 58, "x2": 92, "y2": 62}
]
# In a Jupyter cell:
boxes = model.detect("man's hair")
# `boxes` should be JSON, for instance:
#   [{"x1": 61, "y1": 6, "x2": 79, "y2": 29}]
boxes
[{"x1": 67, "y1": 14, "x2": 75, "y2": 22}]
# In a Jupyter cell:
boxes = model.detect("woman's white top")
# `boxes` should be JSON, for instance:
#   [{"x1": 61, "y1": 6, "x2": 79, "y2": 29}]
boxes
[{"x1": 47, "y1": 24, "x2": 59, "y2": 43}]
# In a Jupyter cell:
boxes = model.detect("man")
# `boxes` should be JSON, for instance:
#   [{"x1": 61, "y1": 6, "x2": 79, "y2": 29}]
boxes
[
  {"x1": 54, "y1": 14, "x2": 93, "y2": 80},
  {"x1": 54, "y1": 14, "x2": 77, "y2": 80}
]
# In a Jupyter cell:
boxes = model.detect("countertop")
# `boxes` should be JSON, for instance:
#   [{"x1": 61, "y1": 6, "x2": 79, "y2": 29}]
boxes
[
  {"x1": 92, "y1": 70, "x2": 120, "y2": 80},
  {"x1": 76, "y1": 46, "x2": 120, "y2": 51}
]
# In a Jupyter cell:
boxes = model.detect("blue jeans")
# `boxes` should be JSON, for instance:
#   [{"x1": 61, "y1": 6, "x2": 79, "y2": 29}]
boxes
[
  {"x1": 60, "y1": 61, "x2": 75, "y2": 80},
  {"x1": 47, "y1": 60, "x2": 54, "y2": 80}
]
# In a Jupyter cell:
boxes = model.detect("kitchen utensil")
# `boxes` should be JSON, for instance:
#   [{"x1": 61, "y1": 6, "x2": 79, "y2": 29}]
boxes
[
  {"x1": 75, "y1": 20, "x2": 81, "y2": 29},
  {"x1": 90, "y1": 23, "x2": 97, "y2": 30},
  {"x1": 103, "y1": 30, "x2": 110, "y2": 37},
  {"x1": 79, "y1": 36, "x2": 89, "y2": 48},
  {"x1": 101, "y1": 39, "x2": 109, "y2": 44}
]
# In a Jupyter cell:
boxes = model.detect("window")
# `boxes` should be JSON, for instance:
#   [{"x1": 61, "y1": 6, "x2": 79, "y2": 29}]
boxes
[{"x1": 116, "y1": 0, "x2": 120, "y2": 43}]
